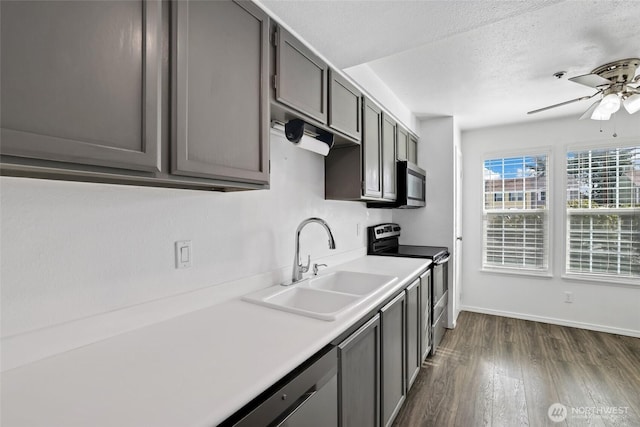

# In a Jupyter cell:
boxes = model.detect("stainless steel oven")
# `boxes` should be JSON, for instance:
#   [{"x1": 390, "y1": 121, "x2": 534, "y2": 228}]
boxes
[{"x1": 367, "y1": 223, "x2": 449, "y2": 354}]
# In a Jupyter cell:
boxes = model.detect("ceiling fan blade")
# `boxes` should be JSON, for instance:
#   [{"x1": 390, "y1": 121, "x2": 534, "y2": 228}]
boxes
[
  {"x1": 527, "y1": 95, "x2": 594, "y2": 115},
  {"x1": 579, "y1": 101, "x2": 601, "y2": 120},
  {"x1": 569, "y1": 73, "x2": 613, "y2": 88}
]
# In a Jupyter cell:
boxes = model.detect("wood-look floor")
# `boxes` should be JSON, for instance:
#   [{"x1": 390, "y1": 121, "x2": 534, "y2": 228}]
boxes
[{"x1": 393, "y1": 311, "x2": 640, "y2": 427}]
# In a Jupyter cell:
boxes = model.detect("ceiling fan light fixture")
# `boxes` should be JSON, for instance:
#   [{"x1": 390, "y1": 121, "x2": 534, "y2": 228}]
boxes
[
  {"x1": 590, "y1": 104, "x2": 612, "y2": 120},
  {"x1": 594, "y1": 93, "x2": 621, "y2": 115},
  {"x1": 623, "y1": 93, "x2": 640, "y2": 114}
]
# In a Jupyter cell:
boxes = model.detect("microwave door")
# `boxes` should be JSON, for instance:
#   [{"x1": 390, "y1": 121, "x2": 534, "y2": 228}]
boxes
[{"x1": 406, "y1": 169, "x2": 426, "y2": 207}]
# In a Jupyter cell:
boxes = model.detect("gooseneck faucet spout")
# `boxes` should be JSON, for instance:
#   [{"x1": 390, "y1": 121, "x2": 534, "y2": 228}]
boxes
[{"x1": 291, "y1": 217, "x2": 336, "y2": 284}]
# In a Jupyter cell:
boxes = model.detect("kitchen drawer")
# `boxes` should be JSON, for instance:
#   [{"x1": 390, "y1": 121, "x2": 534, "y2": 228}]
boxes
[{"x1": 432, "y1": 290, "x2": 448, "y2": 323}]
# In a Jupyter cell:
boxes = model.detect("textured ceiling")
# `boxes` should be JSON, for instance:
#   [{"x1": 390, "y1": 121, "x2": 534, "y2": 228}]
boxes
[{"x1": 260, "y1": 0, "x2": 640, "y2": 130}]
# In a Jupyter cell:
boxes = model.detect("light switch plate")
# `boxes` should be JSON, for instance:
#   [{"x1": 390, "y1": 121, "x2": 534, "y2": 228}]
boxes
[{"x1": 175, "y1": 240, "x2": 192, "y2": 269}]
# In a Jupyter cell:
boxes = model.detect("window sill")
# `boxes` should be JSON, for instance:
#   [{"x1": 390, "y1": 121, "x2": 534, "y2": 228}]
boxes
[
  {"x1": 561, "y1": 273, "x2": 640, "y2": 287},
  {"x1": 481, "y1": 267, "x2": 552, "y2": 279}
]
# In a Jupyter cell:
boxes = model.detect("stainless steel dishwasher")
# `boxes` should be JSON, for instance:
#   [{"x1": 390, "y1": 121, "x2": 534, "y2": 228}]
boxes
[{"x1": 230, "y1": 347, "x2": 338, "y2": 427}]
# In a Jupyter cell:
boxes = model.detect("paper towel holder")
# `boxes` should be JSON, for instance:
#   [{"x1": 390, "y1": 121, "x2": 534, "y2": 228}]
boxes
[{"x1": 284, "y1": 119, "x2": 334, "y2": 150}]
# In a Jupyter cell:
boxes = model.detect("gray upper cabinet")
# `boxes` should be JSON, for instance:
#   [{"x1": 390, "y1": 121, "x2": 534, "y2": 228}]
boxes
[
  {"x1": 381, "y1": 113, "x2": 397, "y2": 201},
  {"x1": 328, "y1": 70, "x2": 362, "y2": 142},
  {"x1": 324, "y1": 96, "x2": 382, "y2": 201},
  {"x1": 380, "y1": 292, "x2": 406, "y2": 427},
  {"x1": 172, "y1": 0, "x2": 269, "y2": 184},
  {"x1": 396, "y1": 125, "x2": 409, "y2": 161},
  {"x1": 362, "y1": 98, "x2": 383, "y2": 199},
  {"x1": 338, "y1": 314, "x2": 381, "y2": 427},
  {"x1": 408, "y1": 133, "x2": 418, "y2": 164},
  {"x1": 1, "y1": 0, "x2": 162, "y2": 172},
  {"x1": 274, "y1": 26, "x2": 328, "y2": 124}
]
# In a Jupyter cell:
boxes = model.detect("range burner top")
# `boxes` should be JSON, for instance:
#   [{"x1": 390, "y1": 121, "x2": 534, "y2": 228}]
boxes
[{"x1": 367, "y1": 223, "x2": 449, "y2": 262}]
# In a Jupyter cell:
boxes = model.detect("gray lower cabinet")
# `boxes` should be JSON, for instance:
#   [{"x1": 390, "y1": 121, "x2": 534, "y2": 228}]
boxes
[
  {"x1": 408, "y1": 133, "x2": 418, "y2": 164},
  {"x1": 172, "y1": 0, "x2": 269, "y2": 184},
  {"x1": 380, "y1": 292, "x2": 406, "y2": 427},
  {"x1": 338, "y1": 314, "x2": 380, "y2": 427},
  {"x1": 328, "y1": 70, "x2": 362, "y2": 142},
  {"x1": 420, "y1": 269, "x2": 432, "y2": 362},
  {"x1": 274, "y1": 25, "x2": 328, "y2": 124},
  {"x1": 396, "y1": 125, "x2": 409, "y2": 162},
  {"x1": 381, "y1": 113, "x2": 397, "y2": 201},
  {"x1": 405, "y1": 278, "x2": 421, "y2": 390},
  {"x1": 1, "y1": 0, "x2": 162, "y2": 172}
]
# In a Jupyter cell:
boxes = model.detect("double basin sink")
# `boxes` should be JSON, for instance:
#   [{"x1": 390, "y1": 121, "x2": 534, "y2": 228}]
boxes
[{"x1": 242, "y1": 271, "x2": 398, "y2": 321}]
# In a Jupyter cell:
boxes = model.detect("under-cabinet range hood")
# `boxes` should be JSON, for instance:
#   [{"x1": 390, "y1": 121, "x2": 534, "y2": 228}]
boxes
[{"x1": 272, "y1": 119, "x2": 335, "y2": 156}]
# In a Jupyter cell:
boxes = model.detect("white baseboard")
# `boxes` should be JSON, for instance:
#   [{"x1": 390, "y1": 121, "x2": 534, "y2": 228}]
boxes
[{"x1": 459, "y1": 305, "x2": 640, "y2": 338}]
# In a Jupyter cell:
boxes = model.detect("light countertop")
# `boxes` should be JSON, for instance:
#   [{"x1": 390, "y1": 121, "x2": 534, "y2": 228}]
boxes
[{"x1": 1, "y1": 256, "x2": 431, "y2": 427}]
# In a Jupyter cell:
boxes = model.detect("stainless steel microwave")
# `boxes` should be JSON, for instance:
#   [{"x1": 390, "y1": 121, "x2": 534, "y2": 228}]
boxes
[
  {"x1": 396, "y1": 160, "x2": 426, "y2": 208},
  {"x1": 368, "y1": 161, "x2": 426, "y2": 209}
]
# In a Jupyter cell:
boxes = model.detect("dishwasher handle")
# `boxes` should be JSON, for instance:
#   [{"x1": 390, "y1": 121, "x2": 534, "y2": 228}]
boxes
[{"x1": 276, "y1": 388, "x2": 318, "y2": 426}]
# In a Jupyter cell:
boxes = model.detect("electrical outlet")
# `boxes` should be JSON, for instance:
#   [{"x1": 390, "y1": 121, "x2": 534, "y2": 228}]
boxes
[{"x1": 564, "y1": 291, "x2": 573, "y2": 303}]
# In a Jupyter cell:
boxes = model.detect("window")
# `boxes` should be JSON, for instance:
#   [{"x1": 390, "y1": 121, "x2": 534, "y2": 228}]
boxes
[
  {"x1": 566, "y1": 145, "x2": 640, "y2": 279},
  {"x1": 483, "y1": 154, "x2": 549, "y2": 271},
  {"x1": 508, "y1": 192, "x2": 524, "y2": 202}
]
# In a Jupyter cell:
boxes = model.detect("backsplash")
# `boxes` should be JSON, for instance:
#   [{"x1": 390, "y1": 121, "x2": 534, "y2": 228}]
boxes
[{"x1": 0, "y1": 131, "x2": 390, "y2": 365}]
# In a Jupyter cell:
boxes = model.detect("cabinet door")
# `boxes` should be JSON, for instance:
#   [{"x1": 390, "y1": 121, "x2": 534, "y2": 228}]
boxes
[
  {"x1": 338, "y1": 315, "x2": 380, "y2": 427},
  {"x1": 405, "y1": 278, "x2": 421, "y2": 391},
  {"x1": 329, "y1": 70, "x2": 361, "y2": 142},
  {"x1": 420, "y1": 269, "x2": 432, "y2": 362},
  {"x1": 1, "y1": 0, "x2": 162, "y2": 172},
  {"x1": 380, "y1": 293, "x2": 406, "y2": 427},
  {"x1": 381, "y1": 113, "x2": 397, "y2": 201},
  {"x1": 408, "y1": 134, "x2": 418, "y2": 164},
  {"x1": 172, "y1": 0, "x2": 269, "y2": 184},
  {"x1": 362, "y1": 98, "x2": 382, "y2": 199},
  {"x1": 396, "y1": 125, "x2": 409, "y2": 161},
  {"x1": 275, "y1": 26, "x2": 328, "y2": 124}
]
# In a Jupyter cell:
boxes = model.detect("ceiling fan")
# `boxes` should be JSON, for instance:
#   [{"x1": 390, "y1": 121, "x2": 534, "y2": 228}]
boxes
[{"x1": 528, "y1": 58, "x2": 640, "y2": 120}]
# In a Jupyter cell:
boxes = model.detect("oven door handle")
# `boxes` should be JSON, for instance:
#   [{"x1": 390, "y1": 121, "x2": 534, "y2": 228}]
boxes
[{"x1": 435, "y1": 255, "x2": 450, "y2": 265}]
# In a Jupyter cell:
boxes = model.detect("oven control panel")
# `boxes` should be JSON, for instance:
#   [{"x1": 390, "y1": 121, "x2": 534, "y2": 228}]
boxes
[{"x1": 369, "y1": 223, "x2": 401, "y2": 241}]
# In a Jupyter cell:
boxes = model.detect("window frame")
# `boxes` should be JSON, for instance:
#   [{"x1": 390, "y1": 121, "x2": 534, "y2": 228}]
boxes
[
  {"x1": 562, "y1": 139, "x2": 640, "y2": 286},
  {"x1": 481, "y1": 149, "x2": 552, "y2": 276}
]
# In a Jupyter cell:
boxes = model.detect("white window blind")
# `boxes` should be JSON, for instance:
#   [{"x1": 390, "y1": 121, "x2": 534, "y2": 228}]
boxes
[
  {"x1": 566, "y1": 146, "x2": 640, "y2": 279},
  {"x1": 483, "y1": 155, "x2": 548, "y2": 271}
]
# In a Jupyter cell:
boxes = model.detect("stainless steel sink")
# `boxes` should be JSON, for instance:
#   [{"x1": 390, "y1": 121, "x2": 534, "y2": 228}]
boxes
[
  {"x1": 302, "y1": 271, "x2": 397, "y2": 296},
  {"x1": 242, "y1": 271, "x2": 398, "y2": 321}
]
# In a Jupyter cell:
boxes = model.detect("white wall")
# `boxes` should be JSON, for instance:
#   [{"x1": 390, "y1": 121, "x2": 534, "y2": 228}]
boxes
[
  {"x1": 393, "y1": 117, "x2": 460, "y2": 327},
  {"x1": 461, "y1": 114, "x2": 640, "y2": 336},
  {"x1": 0, "y1": 131, "x2": 391, "y2": 367}
]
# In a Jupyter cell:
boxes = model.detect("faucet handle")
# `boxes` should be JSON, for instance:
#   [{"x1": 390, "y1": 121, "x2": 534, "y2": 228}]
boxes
[
  {"x1": 313, "y1": 263, "x2": 328, "y2": 276},
  {"x1": 300, "y1": 255, "x2": 311, "y2": 273}
]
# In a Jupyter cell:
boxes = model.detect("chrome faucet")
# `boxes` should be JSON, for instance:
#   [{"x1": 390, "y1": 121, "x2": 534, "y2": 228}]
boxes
[{"x1": 290, "y1": 218, "x2": 336, "y2": 284}]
